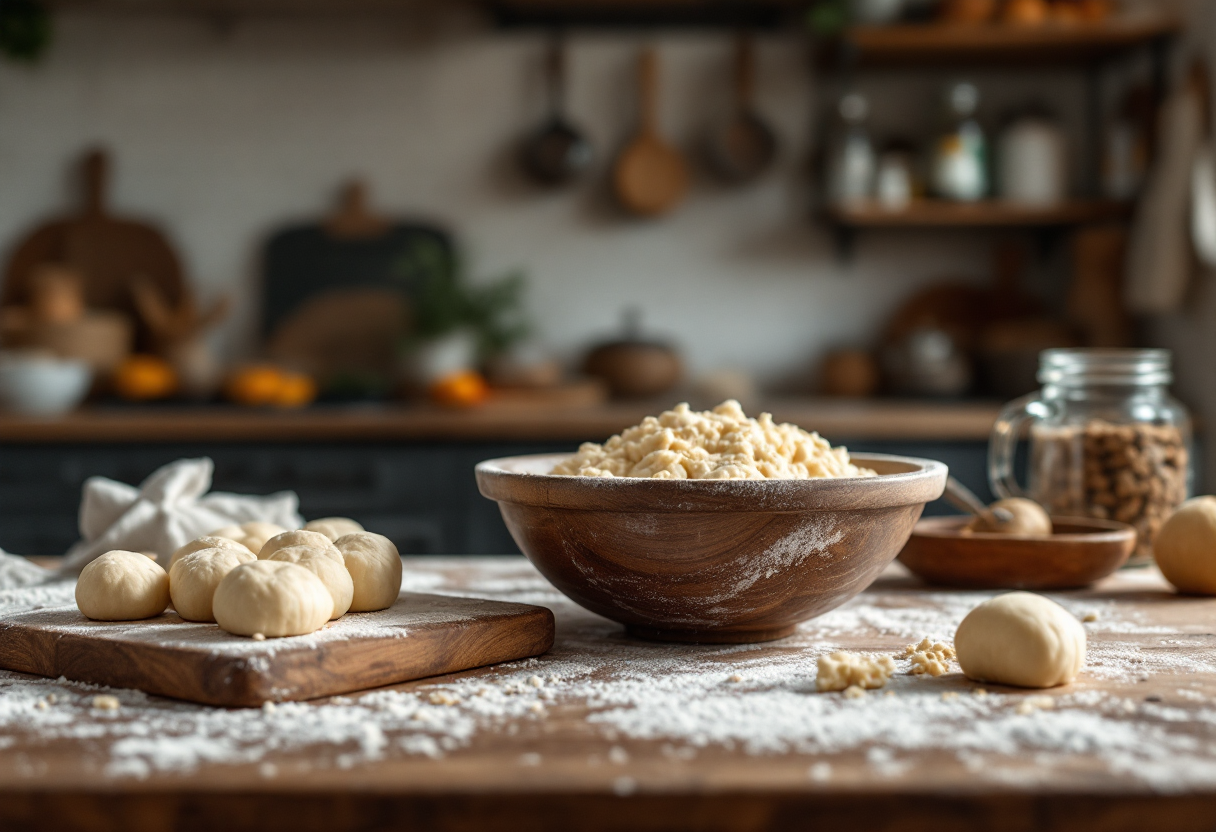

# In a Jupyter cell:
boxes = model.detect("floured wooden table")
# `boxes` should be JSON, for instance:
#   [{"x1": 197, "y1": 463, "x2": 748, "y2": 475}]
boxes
[{"x1": 0, "y1": 555, "x2": 1214, "y2": 831}]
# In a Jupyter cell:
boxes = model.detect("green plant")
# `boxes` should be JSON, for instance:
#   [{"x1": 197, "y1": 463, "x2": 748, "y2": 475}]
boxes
[
  {"x1": 395, "y1": 237, "x2": 530, "y2": 361},
  {"x1": 0, "y1": 0, "x2": 52, "y2": 63},
  {"x1": 806, "y1": 0, "x2": 848, "y2": 37}
]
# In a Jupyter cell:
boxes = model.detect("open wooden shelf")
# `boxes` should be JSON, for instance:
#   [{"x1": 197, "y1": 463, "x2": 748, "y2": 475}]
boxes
[
  {"x1": 843, "y1": 15, "x2": 1179, "y2": 67},
  {"x1": 825, "y1": 199, "x2": 1133, "y2": 229}
]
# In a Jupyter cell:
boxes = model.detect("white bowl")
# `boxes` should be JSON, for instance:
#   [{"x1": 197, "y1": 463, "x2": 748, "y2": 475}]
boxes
[{"x1": 0, "y1": 353, "x2": 93, "y2": 416}]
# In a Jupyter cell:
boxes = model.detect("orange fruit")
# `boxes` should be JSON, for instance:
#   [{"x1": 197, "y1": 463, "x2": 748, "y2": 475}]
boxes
[
  {"x1": 274, "y1": 373, "x2": 318, "y2": 408},
  {"x1": 226, "y1": 365, "x2": 286, "y2": 407},
  {"x1": 114, "y1": 354, "x2": 177, "y2": 401},
  {"x1": 429, "y1": 370, "x2": 490, "y2": 408}
]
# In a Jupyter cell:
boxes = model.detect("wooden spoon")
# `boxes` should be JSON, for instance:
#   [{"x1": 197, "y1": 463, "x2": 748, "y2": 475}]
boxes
[
  {"x1": 613, "y1": 47, "x2": 688, "y2": 217},
  {"x1": 705, "y1": 33, "x2": 777, "y2": 183},
  {"x1": 943, "y1": 476, "x2": 1013, "y2": 529}
]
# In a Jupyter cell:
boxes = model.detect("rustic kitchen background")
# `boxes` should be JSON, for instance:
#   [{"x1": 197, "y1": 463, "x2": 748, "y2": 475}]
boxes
[{"x1": 0, "y1": 0, "x2": 1211, "y2": 556}]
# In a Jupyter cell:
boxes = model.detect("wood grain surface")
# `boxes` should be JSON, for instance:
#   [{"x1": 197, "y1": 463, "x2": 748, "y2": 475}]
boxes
[
  {"x1": 898, "y1": 516, "x2": 1137, "y2": 589},
  {"x1": 478, "y1": 453, "x2": 947, "y2": 643},
  {"x1": 0, "y1": 398, "x2": 1003, "y2": 443},
  {"x1": 0, "y1": 592, "x2": 554, "y2": 707},
  {"x1": 0, "y1": 557, "x2": 1214, "y2": 831}
]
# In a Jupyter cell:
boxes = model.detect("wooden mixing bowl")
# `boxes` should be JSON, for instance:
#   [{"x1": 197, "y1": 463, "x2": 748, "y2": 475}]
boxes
[
  {"x1": 476, "y1": 453, "x2": 947, "y2": 644},
  {"x1": 898, "y1": 516, "x2": 1136, "y2": 590}
]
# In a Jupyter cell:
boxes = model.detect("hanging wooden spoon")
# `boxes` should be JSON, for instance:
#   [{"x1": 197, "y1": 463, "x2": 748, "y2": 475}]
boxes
[
  {"x1": 613, "y1": 46, "x2": 688, "y2": 218},
  {"x1": 705, "y1": 33, "x2": 777, "y2": 184}
]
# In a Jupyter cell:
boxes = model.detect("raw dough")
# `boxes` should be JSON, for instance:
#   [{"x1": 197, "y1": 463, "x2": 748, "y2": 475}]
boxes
[
  {"x1": 169, "y1": 535, "x2": 255, "y2": 568},
  {"x1": 304, "y1": 517, "x2": 364, "y2": 541},
  {"x1": 1153, "y1": 496, "x2": 1216, "y2": 594},
  {"x1": 334, "y1": 532, "x2": 402, "y2": 612},
  {"x1": 816, "y1": 651, "x2": 895, "y2": 692},
  {"x1": 168, "y1": 547, "x2": 256, "y2": 622},
  {"x1": 210, "y1": 521, "x2": 289, "y2": 555},
  {"x1": 551, "y1": 400, "x2": 874, "y2": 480},
  {"x1": 75, "y1": 550, "x2": 170, "y2": 621},
  {"x1": 954, "y1": 592, "x2": 1085, "y2": 688},
  {"x1": 212, "y1": 560, "x2": 333, "y2": 638},
  {"x1": 259, "y1": 529, "x2": 340, "y2": 560},
  {"x1": 266, "y1": 544, "x2": 354, "y2": 618},
  {"x1": 968, "y1": 498, "x2": 1053, "y2": 536}
]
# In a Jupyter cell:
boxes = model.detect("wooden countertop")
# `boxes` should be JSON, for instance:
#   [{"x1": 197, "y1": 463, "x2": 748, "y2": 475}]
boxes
[
  {"x1": 0, "y1": 398, "x2": 1002, "y2": 444},
  {"x1": 0, "y1": 556, "x2": 1214, "y2": 831}
]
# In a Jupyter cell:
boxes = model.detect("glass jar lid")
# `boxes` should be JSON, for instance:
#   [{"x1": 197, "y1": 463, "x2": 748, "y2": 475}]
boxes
[{"x1": 1037, "y1": 348, "x2": 1172, "y2": 387}]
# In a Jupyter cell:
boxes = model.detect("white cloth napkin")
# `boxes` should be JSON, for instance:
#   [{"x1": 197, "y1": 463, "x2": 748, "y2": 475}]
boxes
[{"x1": 61, "y1": 458, "x2": 302, "y2": 574}]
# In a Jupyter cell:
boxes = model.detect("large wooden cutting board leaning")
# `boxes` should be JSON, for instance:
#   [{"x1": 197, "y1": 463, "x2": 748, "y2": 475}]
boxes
[{"x1": 0, "y1": 593, "x2": 554, "y2": 707}]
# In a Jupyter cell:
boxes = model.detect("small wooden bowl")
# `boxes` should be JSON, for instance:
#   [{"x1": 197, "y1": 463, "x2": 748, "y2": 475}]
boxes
[
  {"x1": 476, "y1": 453, "x2": 947, "y2": 644},
  {"x1": 897, "y1": 516, "x2": 1137, "y2": 590}
]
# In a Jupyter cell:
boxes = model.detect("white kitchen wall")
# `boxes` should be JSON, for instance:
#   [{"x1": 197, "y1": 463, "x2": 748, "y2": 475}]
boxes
[{"x1": 0, "y1": 9, "x2": 1106, "y2": 387}]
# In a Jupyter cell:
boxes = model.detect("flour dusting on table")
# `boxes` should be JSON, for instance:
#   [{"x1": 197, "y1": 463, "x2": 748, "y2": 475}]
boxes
[{"x1": 0, "y1": 556, "x2": 1214, "y2": 792}]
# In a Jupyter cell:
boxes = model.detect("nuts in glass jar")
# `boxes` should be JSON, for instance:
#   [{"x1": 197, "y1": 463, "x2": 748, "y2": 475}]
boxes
[{"x1": 1031, "y1": 420, "x2": 1188, "y2": 558}]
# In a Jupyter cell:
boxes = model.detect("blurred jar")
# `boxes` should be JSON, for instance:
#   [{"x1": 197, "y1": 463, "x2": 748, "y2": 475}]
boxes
[
  {"x1": 876, "y1": 142, "x2": 916, "y2": 209},
  {"x1": 933, "y1": 82, "x2": 988, "y2": 202},
  {"x1": 997, "y1": 107, "x2": 1066, "y2": 205},
  {"x1": 828, "y1": 93, "x2": 876, "y2": 205},
  {"x1": 989, "y1": 349, "x2": 1192, "y2": 563}
]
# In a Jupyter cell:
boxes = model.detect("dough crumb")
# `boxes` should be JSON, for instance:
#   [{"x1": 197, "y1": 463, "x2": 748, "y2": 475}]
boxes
[
  {"x1": 262, "y1": 701, "x2": 276, "y2": 714},
  {"x1": 727, "y1": 673, "x2": 744, "y2": 683},
  {"x1": 1016, "y1": 696, "x2": 1056, "y2": 715},
  {"x1": 528, "y1": 675, "x2": 544, "y2": 688},
  {"x1": 902, "y1": 637, "x2": 957, "y2": 676},
  {"x1": 973, "y1": 687, "x2": 989, "y2": 697},
  {"x1": 46, "y1": 694, "x2": 57, "y2": 704},
  {"x1": 91, "y1": 695, "x2": 120, "y2": 711},
  {"x1": 843, "y1": 685, "x2": 866, "y2": 699},
  {"x1": 1082, "y1": 612, "x2": 1100, "y2": 623},
  {"x1": 817, "y1": 651, "x2": 896, "y2": 692},
  {"x1": 428, "y1": 691, "x2": 461, "y2": 706},
  {"x1": 528, "y1": 701, "x2": 545, "y2": 714},
  {"x1": 551, "y1": 400, "x2": 874, "y2": 480},
  {"x1": 941, "y1": 691, "x2": 960, "y2": 702},
  {"x1": 34, "y1": 700, "x2": 47, "y2": 710},
  {"x1": 252, "y1": 633, "x2": 266, "y2": 641}
]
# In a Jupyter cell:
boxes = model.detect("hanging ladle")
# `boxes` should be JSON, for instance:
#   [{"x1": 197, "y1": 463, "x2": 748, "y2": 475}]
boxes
[{"x1": 521, "y1": 33, "x2": 593, "y2": 186}]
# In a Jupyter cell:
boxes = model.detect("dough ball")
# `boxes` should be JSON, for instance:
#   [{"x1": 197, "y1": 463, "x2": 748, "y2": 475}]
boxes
[
  {"x1": 212, "y1": 560, "x2": 333, "y2": 638},
  {"x1": 168, "y1": 547, "x2": 256, "y2": 622},
  {"x1": 209, "y1": 521, "x2": 290, "y2": 555},
  {"x1": 334, "y1": 532, "x2": 402, "y2": 612},
  {"x1": 266, "y1": 545, "x2": 354, "y2": 619},
  {"x1": 1154, "y1": 496, "x2": 1216, "y2": 594},
  {"x1": 169, "y1": 535, "x2": 255, "y2": 568},
  {"x1": 968, "y1": 498, "x2": 1053, "y2": 536},
  {"x1": 76, "y1": 550, "x2": 170, "y2": 621},
  {"x1": 304, "y1": 517, "x2": 364, "y2": 541},
  {"x1": 954, "y1": 592, "x2": 1085, "y2": 688},
  {"x1": 259, "y1": 530, "x2": 340, "y2": 561}
]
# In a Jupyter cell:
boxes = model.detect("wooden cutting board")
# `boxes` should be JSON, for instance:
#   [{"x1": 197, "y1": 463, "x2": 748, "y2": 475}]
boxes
[
  {"x1": 0, "y1": 592, "x2": 554, "y2": 707},
  {"x1": 1, "y1": 149, "x2": 187, "y2": 349}
]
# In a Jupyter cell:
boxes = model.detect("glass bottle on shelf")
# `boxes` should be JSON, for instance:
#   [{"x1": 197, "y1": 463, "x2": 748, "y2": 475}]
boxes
[
  {"x1": 989, "y1": 349, "x2": 1192, "y2": 564},
  {"x1": 932, "y1": 81, "x2": 988, "y2": 202},
  {"x1": 828, "y1": 92, "x2": 876, "y2": 206}
]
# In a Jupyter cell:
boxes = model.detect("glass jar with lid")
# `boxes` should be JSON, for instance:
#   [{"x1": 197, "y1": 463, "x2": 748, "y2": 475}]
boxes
[{"x1": 989, "y1": 348, "x2": 1191, "y2": 563}]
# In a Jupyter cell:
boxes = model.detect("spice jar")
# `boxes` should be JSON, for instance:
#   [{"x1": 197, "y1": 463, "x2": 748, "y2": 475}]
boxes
[{"x1": 989, "y1": 349, "x2": 1191, "y2": 562}]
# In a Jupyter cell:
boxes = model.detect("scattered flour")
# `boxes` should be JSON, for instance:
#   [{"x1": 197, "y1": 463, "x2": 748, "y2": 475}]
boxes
[{"x1": 0, "y1": 556, "x2": 1213, "y2": 792}]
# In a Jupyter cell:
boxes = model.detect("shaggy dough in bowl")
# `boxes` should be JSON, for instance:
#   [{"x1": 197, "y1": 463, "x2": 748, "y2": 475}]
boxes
[
  {"x1": 335, "y1": 532, "x2": 402, "y2": 612},
  {"x1": 954, "y1": 592, "x2": 1085, "y2": 688},
  {"x1": 267, "y1": 544, "x2": 354, "y2": 618},
  {"x1": 304, "y1": 517, "x2": 364, "y2": 541},
  {"x1": 169, "y1": 546, "x2": 256, "y2": 622},
  {"x1": 213, "y1": 560, "x2": 333, "y2": 638},
  {"x1": 76, "y1": 550, "x2": 170, "y2": 621},
  {"x1": 551, "y1": 400, "x2": 874, "y2": 480}
]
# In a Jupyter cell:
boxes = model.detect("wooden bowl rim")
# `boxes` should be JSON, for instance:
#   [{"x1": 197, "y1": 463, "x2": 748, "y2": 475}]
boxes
[
  {"x1": 912, "y1": 514, "x2": 1137, "y2": 544},
  {"x1": 476, "y1": 452, "x2": 947, "y2": 512}
]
